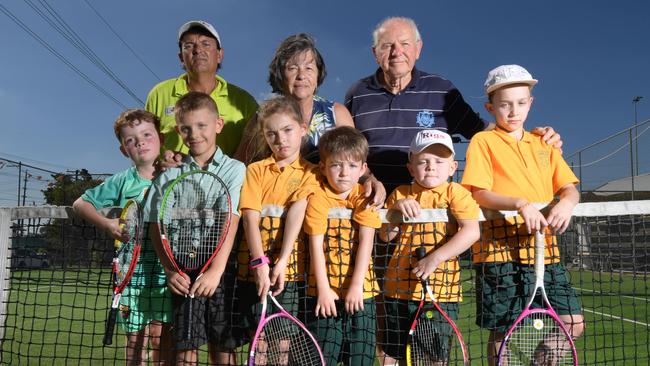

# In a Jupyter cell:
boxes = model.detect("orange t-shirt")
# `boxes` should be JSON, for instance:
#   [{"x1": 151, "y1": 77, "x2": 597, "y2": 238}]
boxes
[
  {"x1": 238, "y1": 156, "x2": 318, "y2": 281},
  {"x1": 303, "y1": 183, "x2": 381, "y2": 299},
  {"x1": 383, "y1": 181, "x2": 479, "y2": 302},
  {"x1": 462, "y1": 129, "x2": 578, "y2": 264}
]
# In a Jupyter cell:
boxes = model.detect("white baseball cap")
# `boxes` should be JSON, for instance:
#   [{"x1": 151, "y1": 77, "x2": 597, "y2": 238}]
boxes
[
  {"x1": 484, "y1": 64, "x2": 537, "y2": 95},
  {"x1": 409, "y1": 129, "x2": 455, "y2": 156},
  {"x1": 178, "y1": 20, "x2": 222, "y2": 47}
]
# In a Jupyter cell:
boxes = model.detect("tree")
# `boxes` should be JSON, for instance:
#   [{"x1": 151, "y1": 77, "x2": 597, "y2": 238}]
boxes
[
  {"x1": 41, "y1": 169, "x2": 107, "y2": 267},
  {"x1": 42, "y1": 169, "x2": 103, "y2": 205}
]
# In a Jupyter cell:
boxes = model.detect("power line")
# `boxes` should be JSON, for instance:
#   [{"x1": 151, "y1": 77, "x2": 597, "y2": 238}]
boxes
[
  {"x1": 0, "y1": 3, "x2": 128, "y2": 109},
  {"x1": 0, "y1": 157, "x2": 61, "y2": 175},
  {"x1": 0, "y1": 151, "x2": 79, "y2": 171},
  {"x1": 23, "y1": 0, "x2": 144, "y2": 105},
  {"x1": 82, "y1": 0, "x2": 161, "y2": 82}
]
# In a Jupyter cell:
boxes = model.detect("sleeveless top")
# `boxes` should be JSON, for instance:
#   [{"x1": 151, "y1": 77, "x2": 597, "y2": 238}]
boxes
[{"x1": 302, "y1": 95, "x2": 336, "y2": 163}]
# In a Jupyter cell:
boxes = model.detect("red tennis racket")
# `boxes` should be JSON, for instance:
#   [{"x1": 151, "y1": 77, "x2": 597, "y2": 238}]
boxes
[
  {"x1": 103, "y1": 199, "x2": 143, "y2": 346},
  {"x1": 158, "y1": 170, "x2": 231, "y2": 341},
  {"x1": 406, "y1": 247, "x2": 469, "y2": 365}
]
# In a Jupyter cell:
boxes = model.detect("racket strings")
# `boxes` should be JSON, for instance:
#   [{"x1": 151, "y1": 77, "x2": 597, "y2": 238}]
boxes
[
  {"x1": 505, "y1": 313, "x2": 576, "y2": 365},
  {"x1": 116, "y1": 203, "x2": 142, "y2": 280},
  {"x1": 411, "y1": 316, "x2": 448, "y2": 364},
  {"x1": 254, "y1": 316, "x2": 322, "y2": 366},
  {"x1": 162, "y1": 173, "x2": 230, "y2": 271}
]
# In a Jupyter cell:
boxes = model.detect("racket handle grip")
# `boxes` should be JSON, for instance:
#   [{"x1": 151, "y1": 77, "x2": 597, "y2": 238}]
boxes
[
  {"x1": 184, "y1": 297, "x2": 193, "y2": 341},
  {"x1": 103, "y1": 308, "x2": 118, "y2": 346},
  {"x1": 415, "y1": 247, "x2": 427, "y2": 260}
]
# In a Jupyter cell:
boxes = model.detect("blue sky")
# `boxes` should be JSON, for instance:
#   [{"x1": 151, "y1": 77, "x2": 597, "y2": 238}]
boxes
[{"x1": 1, "y1": 0, "x2": 649, "y2": 204}]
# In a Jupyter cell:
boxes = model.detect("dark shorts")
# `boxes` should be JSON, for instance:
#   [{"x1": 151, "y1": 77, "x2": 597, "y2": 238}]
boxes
[
  {"x1": 305, "y1": 297, "x2": 376, "y2": 366},
  {"x1": 380, "y1": 297, "x2": 459, "y2": 360},
  {"x1": 238, "y1": 281, "x2": 307, "y2": 334},
  {"x1": 172, "y1": 259, "x2": 243, "y2": 351},
  {"x1": 475, "y1": 262, "x2": 582, "y2": 333}
]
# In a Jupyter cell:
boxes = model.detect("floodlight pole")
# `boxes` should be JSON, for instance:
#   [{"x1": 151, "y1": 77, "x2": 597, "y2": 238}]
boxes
[{"x1": 633, "y1": 96, "x2": 643, "y2": 176}]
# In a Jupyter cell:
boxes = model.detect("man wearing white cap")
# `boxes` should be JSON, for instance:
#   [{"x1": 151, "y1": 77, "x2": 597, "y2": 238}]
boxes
[{"x1": 146, "y1": 20, "x2": 258, "y2": 160}]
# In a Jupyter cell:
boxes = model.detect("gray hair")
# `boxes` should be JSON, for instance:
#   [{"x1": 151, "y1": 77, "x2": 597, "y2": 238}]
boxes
[{"x1": 372, "y1": 17, "x2": 422, "y2": 47}]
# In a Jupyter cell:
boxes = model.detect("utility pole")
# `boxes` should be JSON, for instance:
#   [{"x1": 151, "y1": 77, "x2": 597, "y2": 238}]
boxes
[
  {"x1": 22, "y1": 170, "x2": 28, "y2": 206},
  {"x1": 17, "y1": 162, "x2": 22, "y2": 206}
]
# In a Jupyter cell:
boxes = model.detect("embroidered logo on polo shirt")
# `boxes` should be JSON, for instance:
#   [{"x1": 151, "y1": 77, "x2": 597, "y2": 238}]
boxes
[
  {"x1": 537, "y1": 150, "x2": 550, "y2": 168},
  {"x1": 416, "y1": 110, "x2": 435, "y2": 127},
  {"x1": 165, "y1": 105, "x2": 175, "y2": 116},
  {"x1": 286, "y1": 178, "x2": 301, "y2": 195}
]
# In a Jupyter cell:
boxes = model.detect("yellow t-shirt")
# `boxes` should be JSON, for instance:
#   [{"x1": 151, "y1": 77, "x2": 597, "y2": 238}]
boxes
[
  {"x1": 462, "y1": 129, "x2": 579, "y2": 264},
  {"x1": 383, "y1": 181, "x2": 479, "y2": 302},
  {"x1": 237, "y1": 156, "x2": 318, "y2": 281},
  {"x1": 145, "y1": 74, "x2": 258, "y2": 157},
  {"x1": 303, "y1": 183, "x2": 381, "y2": 299}
]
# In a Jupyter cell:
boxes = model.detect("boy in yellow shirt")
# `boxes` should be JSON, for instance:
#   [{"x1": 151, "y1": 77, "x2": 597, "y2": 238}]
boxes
[
  {"x1": 303, "y1": 126, "x2": 381, "y2": 366},
  {"x1": 379, "y1": 130, "x2": 480, "y2": 364},
  {"x1": 462, "y1": 64, "x2": 584, "y2": 365}
]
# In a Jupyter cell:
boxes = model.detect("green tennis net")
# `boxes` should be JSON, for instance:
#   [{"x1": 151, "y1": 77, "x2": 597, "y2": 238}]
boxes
[{"x1": 0, "y1": 202, "x2": 648, "y2": 365}]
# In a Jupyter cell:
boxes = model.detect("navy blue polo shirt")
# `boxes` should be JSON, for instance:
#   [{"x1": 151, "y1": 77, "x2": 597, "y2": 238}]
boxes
[{"x1": 345, "y1": 68, "x2": 487, "y2": 192}]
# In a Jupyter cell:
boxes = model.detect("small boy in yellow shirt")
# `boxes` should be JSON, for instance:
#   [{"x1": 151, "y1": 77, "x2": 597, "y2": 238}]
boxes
[
  {"x1": 462, "y1": 64, "x2": 584, "y2": 365},
  {"x1": 379, "y1": 129, "x2": 480, "y2": 364},
  {"x1": 303, "y1": 126, "x2": 381, "y2": 366}
]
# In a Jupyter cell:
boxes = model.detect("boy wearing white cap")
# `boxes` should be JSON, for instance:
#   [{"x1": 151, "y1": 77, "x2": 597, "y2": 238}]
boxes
[
  {"x1": 462, "y1": 65, "x2": 584, "y2": 365},
  {"x1": 378, "y1": 129, "x2": 481, "y2": 362}
]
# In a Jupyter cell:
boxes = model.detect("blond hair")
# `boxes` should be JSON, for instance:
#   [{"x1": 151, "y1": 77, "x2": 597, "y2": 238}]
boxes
[{"x1": 174, "y1": 91, "x2": 219, "y2": 124}]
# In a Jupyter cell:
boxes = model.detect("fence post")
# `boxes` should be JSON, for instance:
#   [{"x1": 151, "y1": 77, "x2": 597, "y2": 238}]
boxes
[{"x1": 0, "y1": 208, "x2": 12, "y2": 353}]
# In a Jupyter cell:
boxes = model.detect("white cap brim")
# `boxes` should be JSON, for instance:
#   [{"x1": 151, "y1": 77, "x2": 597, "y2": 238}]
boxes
[
  {"x1": 178, "y1": 20, "x2": 221, "y2": 47},
  {"x1": 486, "y1": 79, "x2": 538, "y2": 95}
]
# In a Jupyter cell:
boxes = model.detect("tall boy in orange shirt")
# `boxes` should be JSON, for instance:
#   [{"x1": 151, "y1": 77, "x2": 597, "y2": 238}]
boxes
[{"x1": 462, "y1": 65, "x2": 584, "y2": 365}]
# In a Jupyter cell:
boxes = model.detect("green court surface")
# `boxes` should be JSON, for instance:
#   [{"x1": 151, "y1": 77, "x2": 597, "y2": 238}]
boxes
[{"x1": 2, "y1": 268, "x2": 648, "y2": 365}]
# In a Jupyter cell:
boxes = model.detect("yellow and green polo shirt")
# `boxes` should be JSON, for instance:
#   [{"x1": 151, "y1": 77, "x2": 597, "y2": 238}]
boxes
[{"x1": 145, "y1": 73, "x2": 258, "y2": 156}]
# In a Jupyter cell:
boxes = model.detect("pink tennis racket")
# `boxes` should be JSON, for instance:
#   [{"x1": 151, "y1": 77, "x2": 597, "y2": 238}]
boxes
[
  {"x1": 497, "y1": 231, "x2": 578, "y2": 365},
  {"x1": 248, "y1": 291, "x2": 325, "y2": 366}
]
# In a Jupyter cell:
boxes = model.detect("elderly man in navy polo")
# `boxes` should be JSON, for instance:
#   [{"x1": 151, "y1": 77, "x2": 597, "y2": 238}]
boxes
[{"x1": 345, "y1": 16, "x2": 561, "y2": 197}]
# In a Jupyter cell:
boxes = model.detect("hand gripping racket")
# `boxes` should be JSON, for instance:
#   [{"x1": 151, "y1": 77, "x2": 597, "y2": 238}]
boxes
[
  {"x1": 103, "y1": 199, "x2": 143, "y2": 346},
  {"x1": 158, "y1": 170, "x2": 231, "y2": 341},
  {"x1": 406, "y1": 247, "x2": 469, "y2": 366},
  {"x1": 497, "y1": 231, "x2": 578, "y2": 365},
  {"x1": 248, "y1": 291, "x2": 325, "y2": 366}
]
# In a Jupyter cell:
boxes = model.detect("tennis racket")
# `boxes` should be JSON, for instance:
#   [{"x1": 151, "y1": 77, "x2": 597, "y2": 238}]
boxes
[
  {"x1": 248, "y1": 291, "x2": 325, "y2": 366},
  {"x1": 497, "y1": 231, "x2": 578, "y2": 365},
  {"x1": 103, "y1": 199, "x2": 143, "y2": 346},
  {"x1": 158, "y1": 170, "x2": 232, "y2": 341},
  {"x1": 406, "y1": 247, "x2": 469, "y2": 366}
]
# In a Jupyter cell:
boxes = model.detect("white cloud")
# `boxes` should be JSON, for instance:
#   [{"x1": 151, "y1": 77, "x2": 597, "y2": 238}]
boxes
[{"x1": 257, "y1": 91, "x2": 278, "y2": 103}]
